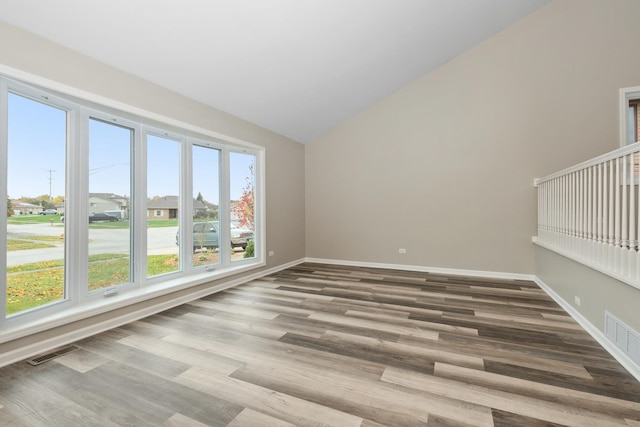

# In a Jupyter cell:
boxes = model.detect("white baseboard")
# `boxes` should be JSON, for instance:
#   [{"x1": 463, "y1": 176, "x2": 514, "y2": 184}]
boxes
[
  {"x1": 304, "y1": 257, "x2": 535, "y2": 282},
  {"x1": 534, "y1": 276, "x2": 640, "y2": 382},
  {"x1": 0, "y1": 258, "x2": 305, "y2": 368}
]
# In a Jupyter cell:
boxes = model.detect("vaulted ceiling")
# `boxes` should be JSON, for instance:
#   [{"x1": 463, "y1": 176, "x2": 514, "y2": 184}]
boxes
[{"x1": 0, "y1": 0, "x2": 550, "y2": 143}]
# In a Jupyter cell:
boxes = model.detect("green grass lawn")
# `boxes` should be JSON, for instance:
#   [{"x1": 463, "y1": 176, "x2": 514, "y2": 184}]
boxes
[
  {"x1": 5, "y1": 245, "x2": 246, "y2": 315},
  {"x1": 8, "y1": 214, "x2": 63, "y2": 225},
  {"x1": 7, "y1": 235, "x2": 64, "y2": 251},
  {"x1": 7, "y1": 239, "x2": 55, "y2": 251},
  {"x1": 6, "y1": 253, "x2": 180, "y2": 315}
]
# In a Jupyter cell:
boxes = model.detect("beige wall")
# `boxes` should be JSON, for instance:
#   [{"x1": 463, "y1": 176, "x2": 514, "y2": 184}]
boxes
[
  {"x1": 535, "y1": 246, "x2": 640, "y2": 334},
  {"x1": 306, "y1": 0, "x2": 640, "y2": 275}
]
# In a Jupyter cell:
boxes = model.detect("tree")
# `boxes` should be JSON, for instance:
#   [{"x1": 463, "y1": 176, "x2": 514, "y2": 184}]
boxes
[
  {"x1": 196, "y1": 192, "x2": 204, "y2": 202},
  {"x1": 7, "y1": 197, "x2": 13, "y2": 217},
  {"x1": 232, "y1": 163, "x2": 255, "y2": 230}
]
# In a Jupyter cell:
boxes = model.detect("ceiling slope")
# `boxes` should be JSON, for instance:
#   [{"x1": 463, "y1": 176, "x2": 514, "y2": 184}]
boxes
[{"x1": 0, "y1": 0, "x2": 550, "y2": 143}]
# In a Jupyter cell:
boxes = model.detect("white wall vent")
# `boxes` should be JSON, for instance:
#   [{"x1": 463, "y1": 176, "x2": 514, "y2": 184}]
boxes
[{"x1": 605, "y1": 311, "x2": 640, "y2": 365}]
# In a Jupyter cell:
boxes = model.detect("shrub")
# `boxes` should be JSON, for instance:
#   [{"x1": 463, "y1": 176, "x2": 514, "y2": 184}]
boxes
[{"x1": 244, "y1": 240, "x2": 255, "y2": 258}]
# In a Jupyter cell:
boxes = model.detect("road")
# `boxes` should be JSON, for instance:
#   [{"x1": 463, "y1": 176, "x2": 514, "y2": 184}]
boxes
[{"x1": 6, "y1": 222, "x2": 179, "y2": 266}]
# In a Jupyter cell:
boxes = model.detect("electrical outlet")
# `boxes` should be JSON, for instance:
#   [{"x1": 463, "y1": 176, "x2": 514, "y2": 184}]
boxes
[
  {"x1": 268, "y1": 250, "x2": 274, "y2": 257},
  {"x1": 399, "y1": 248, "x2": 406, "y2": 254},
  {"x1": 574, "y1": 296, "x2": 581, "y2": 306}
]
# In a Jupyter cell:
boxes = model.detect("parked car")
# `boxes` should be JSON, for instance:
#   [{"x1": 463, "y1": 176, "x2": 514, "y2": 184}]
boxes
[
  {"x1": 230, "y1": 223, "x2": 254, "y2": 249},
  {"x1": 189, "y1": 221, "x2": 219, "y2": 251},
  {"x1": 39, "y1": 209, "x2": 58, "y2": 215},
  {"x1": 89, "y1": 212, "x2": 118, "y2": 223},
  {"x1": 177, "y1": 221, "x2": 254, "y2": 252}
]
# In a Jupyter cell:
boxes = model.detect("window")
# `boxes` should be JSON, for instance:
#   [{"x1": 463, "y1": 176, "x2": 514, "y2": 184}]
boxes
[
  {"x1": 230, "y1": 152, "x2": 257, "y2": 261},
  {"x1": 620, "y1": 86, "x2": 640, "y2": 146},
  {"x1": 192, "y1": 144, "x2": 221, "y2": 268},
  {"x1": 0, "y1": 76, "x2": 264, "y2": 334},
  {"x1": 5, "y1": 92, "x2": 67, "y2": 316},
  {"x1": 147, "y1": 134, "x2": 181, "y2": 278},
  {"x1": 88, "y1": 118, "x2": 133, "y2": 292},
  {"x1": 629, "y1": 100, "x2": 639, "y2": 145}
]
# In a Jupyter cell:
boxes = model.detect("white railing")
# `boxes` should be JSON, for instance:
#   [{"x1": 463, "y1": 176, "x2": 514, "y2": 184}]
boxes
[{"x1": 535, "y1": 141, "x2": 640, "y2": 289}]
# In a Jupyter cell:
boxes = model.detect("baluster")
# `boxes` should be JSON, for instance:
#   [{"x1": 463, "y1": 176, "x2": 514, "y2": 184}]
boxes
[
  {"x1": 603, "y1": 162, "x2": 609, "y2": 244},
  {"x1": 587, "y1": 166, "x2": 592, "y2": 242},
  {"x1": 591, "y1": 165, "x2": 596, "y2": 260},
  {"x1": 570, "y1": 171, "x2": 575, "y2": 238},
  {"x1": 615, "y1": 157, "x2": 622, "y2": 272},
  {"x1": 636, "y1": 152, "x2": 640, "y2": 281},
  {"x1": 577, "y1": 171, "x2": 582, "y2": 240},
  {"x1": 592, "y1": 166, "x2": 596, "y2": 242},
  {"x1": 597, "y1": 164, "x2": 602, "y2": 242},
  {"x1": 583, "y1": 168, "x2": 589, "y2": 255},
  {"x1": 560, "y1": 175, "x2": 569, "y2": 249},
  {"x1": 597, "y1": 163, "x2": 603, "y2": 266},
  {"x1": 609, "y1": 159, "x2": 615, "y2": 246},
  {"x1": 555, "y1": 177, "x2": 560, "y2": 245},
  {"x1": 623, "y1": 156, "x2": 628, "y2": 249},
  {"x1": 623, "y1": 156, "x2": 629, "y2": 275},
  {"x1": 629, "y1": 154, "x2": 636, "y2": 279},
  {"x1": 615, "y1": 158, "x2": 621, "y2": 248},
  {"x1": 543, "y1": 180, "x2": 548, "y2": 236}
]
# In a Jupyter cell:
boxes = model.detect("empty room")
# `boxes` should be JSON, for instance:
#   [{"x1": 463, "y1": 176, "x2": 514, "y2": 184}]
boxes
[{"x1": 1, "y1": 0, "x2": 640, "y2": 425}]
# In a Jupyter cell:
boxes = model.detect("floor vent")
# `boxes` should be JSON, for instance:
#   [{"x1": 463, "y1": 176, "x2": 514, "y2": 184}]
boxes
[
  {"x1": 26, "y1": 345, "x2": 79, "y2": 366},
  {"x1": 605, "y1": 312, "x2": 640, "y2": 365}
]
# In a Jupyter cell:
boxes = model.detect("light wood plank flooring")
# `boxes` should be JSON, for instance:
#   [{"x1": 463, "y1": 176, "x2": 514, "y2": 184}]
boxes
[{"x1": 1, "y1": 262, "x2": 640, "y2": 426}]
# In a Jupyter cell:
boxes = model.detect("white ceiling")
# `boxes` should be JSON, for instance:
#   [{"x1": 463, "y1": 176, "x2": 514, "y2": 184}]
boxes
[{"x1": 1, "y1": 0, "x2": 550, "y2": 143}]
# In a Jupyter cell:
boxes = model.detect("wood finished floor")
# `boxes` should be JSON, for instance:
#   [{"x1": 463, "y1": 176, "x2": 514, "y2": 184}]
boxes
[{"x1": 1, "y1": 262, "x2": 640, "y2": 426}]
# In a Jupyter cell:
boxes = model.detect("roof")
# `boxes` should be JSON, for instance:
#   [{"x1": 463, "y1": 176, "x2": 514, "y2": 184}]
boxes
[
  {"x1": 147, "y1": 196, "x2": 207, "y2": 210},
  {"x1": 89, "y1": 193, "x2": 128, "y2": 201}
]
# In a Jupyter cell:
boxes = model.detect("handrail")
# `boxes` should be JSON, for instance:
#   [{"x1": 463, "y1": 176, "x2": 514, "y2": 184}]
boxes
[
  {"x1": 535, "y1": 142, "x2": 640, "y2": 290},
  {"x1": 535, "y1": 140, "x2": 640, "y2": 186}
]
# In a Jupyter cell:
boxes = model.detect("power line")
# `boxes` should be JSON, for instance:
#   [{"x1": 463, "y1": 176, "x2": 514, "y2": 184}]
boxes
[{"x1": 46, "y1": 169, "x2": 55, "y2": 201}]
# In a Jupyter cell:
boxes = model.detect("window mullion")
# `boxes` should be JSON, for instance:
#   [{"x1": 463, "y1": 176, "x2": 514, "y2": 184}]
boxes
[
  {"x1": 69, "y1": 109, "x2": 90, "y2": 304},
  {"x1": 181, "y1": 138, "x2": 192, "y2": 272},
  {"x1": 0, "y1": 79, "x2": 8, "y2": 324},
  {"x1": 220, "y1": 148, "x2": 231, "y2": 266},
  {"x1": 132, "y1": 125, "x2": 145, "y2": 287}
]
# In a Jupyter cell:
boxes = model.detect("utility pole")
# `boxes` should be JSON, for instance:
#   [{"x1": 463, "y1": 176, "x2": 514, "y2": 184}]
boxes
[{"x1": 47, "y1": 169, "x2": 55, "y2": 202}]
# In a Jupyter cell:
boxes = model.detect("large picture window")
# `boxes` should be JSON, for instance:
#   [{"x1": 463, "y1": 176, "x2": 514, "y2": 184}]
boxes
[
  {"x1": 5, "y1": 93, "x2": 67, "y2": 316},
  {"x1": 0, "y1": 77, "x2": 263, "y2": 333}
]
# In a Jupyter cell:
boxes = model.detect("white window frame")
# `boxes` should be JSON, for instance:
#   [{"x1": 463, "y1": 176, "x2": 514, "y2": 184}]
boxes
[
  {"x1": 619, "y1": 86, "x2": 640, "y2": 147},
  {"x1": 0, "y1": 74, "x2": 265, "y2": 340}
]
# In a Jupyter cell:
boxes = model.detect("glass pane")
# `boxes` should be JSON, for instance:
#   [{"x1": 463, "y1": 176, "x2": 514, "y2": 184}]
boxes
[
  {"x1": 147, "y1": 134, "x2": 180, "y2": 277},
  {"x1": 6, "y1": 93, "x2": 66, "y2": 315},
  {"x1": 192, "y1": 145, "x2": 220, "y2": 267},
  {"x1": 88, "y1": 118, "x2": 132, "y2": 292},
  {"x1": 230, "y1": 152, "x2": 256, "y2": 261}
]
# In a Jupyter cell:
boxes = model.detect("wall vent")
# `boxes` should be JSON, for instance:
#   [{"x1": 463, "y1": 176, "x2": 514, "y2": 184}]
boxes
[
  {"x1": 605, "y1": 311, "x2": 640, "y2": 365},
  {"x1": 25, "y1": 345, "x2": 79, "y2": 366}
]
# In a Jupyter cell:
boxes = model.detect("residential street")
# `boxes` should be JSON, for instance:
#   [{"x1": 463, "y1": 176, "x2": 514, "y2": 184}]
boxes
[{"x1": 6, "y1": 223, "x2": 178, "y2": 266}]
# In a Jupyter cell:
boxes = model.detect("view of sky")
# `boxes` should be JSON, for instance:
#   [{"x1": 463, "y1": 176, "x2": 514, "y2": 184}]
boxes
[{"x1": 7, "y1": 92, "x2": 254, "y2": 203}]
